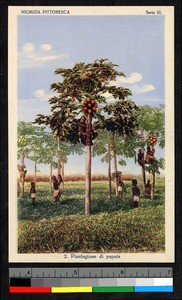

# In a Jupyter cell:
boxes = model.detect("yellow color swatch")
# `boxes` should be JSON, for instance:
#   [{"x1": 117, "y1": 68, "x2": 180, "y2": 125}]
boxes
[{"x1": 51, "y1": 287, "x2": 92, "y2": 293}]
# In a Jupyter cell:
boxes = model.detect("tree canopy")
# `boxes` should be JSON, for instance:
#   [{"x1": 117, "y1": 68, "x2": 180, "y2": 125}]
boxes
[{"x1": 34, "y1": 59, "x2": 138, "y2": 143}]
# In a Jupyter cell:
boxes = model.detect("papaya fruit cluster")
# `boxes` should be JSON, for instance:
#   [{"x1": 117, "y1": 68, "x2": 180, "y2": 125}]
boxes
[
  {"x1": 82, "y1": 98, "x2": 97, "y2": 114},
  {"x1": 19, "y1": 136, "x2": 27, "y2": 147},
  {"x1": 148, "y1": 134, "x2": 157, "y2": 146}
]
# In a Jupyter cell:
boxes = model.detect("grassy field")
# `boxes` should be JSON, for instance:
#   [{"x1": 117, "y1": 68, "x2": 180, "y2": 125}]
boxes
[{"x1": 18, "y1": 177, "x2": 165, "y2": 253}]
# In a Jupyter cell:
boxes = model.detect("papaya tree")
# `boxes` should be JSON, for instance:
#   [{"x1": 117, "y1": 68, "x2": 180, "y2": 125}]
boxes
[
  {"x1": 18, "y1": 121, "x2": 45, "y2": 197},
  {"x1": 136, "y1": 104, "x2": 165, "y2": 196},
  {"x1": 18, "y1": 134, "x2": 28, "y2": 198},
  {"x1": 36, "y1": 132, "x2": 58, "y2": 192},
  {"x1": 94, "y1": 100, "x2": 139, "y2": 196},
  {"x1": 27, "y1": 129, "x2": 47, "y2": 183},
  {"x1": 145, "y1": 158, "x2": 165, "y2": 199},
  {"x1": 113, "y1": 132, "x2": 140, "y2": 195},
  {"x1": 35, "y1": 59, "x2": 138, "y2": 215}
]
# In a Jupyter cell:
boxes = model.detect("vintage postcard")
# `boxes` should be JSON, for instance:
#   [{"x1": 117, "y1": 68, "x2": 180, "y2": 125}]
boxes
[{"x1": 9, "y1": 6, "x2": 174, "y2": 262}]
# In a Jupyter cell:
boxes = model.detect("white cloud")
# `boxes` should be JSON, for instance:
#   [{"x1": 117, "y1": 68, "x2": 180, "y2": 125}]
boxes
[
  {"x1": 109, "y1": 72, "x2": 155, "y2": 95},
  {"x1": 119, "y1": 72, "x2": 142, "y2": 84},
  {"x1": 18, "y1": 43, "x2": 68, "y2": 69},
  {"x1": 34, "y1": 89, "x2": 52, "y2": 101},
  {"x1": 40, "y1": 44, "x2": 52, "y2": 51},
  {"x1": 110, "y1": 72, "x2": 142, "y2": 87},
  {"x1": 22, "y1": 43, "x2": 35, "y2": 53},
  {"x1": 34, "y1": 89, "x2": 46, "y2": 99},
  {"x1": 132, "y1": 84, "x2": 155, "y2": 94}
]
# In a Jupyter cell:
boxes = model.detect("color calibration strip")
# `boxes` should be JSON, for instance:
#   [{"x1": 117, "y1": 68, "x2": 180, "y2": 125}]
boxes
[
  {"x1": 9, "y1": 278, "x2": 173, "y2": 293},
  {"x1": 9, "y1": 268, "x2": 173, "y2": 293},
  {"x1": 9, "y1": 286, "x2": 173, "y2": 293}
]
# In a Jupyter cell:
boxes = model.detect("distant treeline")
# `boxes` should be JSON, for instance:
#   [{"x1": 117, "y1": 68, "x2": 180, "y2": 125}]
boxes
[{"x1": 24, "y1": 174, "x2": 134, "y2": 182}]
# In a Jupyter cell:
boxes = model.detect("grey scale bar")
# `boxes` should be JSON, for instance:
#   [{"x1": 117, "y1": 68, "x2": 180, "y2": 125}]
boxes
[{"x1": 9, "y1": 267, "x2": 173, "y2": 279}]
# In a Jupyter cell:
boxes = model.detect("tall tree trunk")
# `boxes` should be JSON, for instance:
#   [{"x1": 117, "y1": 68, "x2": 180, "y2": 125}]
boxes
[
  {"x1": 49, "y1": 160, "x2": 52, "y2": 193},
  {"x1": 141, "y1": 129, "x2": 146, "y2": 193},
  {"x1": 151, "y1": 172, "x2": 155, "y2": 200},
  {"x1": 85, "y1": 114, "x2": 92, "y2": 216},
  {"x1": 57, "y1": 159, "x2": 61, "y2": 177},
  {"x1": 57, "y1": 137, "x2": 61, "y2": 176},
  {"x1": 21, "y1": 150, "x2": 25, "y2": 198},
  {"x1": 108, "y1": 143, "x2": 112, "y2": 199},
  {"x1": 112, "y1": 132, "x2": 119, "y2": 197},
  {"x1": 85, "y1": 145, "x2": 91, "y2": 215},
  {"x1": 34, "y1": 162, "x2": 37, "y2": 183},
  {"x1": 61, "y1": 161, "x2": 65, "y2": 190},
  {"x1": 141, "y1": 165, "x2": 146, "y2": 194}
]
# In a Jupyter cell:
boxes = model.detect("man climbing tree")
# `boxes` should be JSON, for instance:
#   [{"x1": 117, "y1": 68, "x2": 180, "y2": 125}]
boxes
[
  {"x1": 78, "y1": 116, "x2": 87, "y2": 145},
  {"x1": 137, "y1": 148, "x2": 145, "y2": 167}
]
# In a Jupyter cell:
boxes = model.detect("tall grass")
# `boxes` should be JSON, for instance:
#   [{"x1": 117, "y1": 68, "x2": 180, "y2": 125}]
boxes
[
  {"x1": 18, "y1": 179, "x2": 165, "y2": 253},
  {"x1": 18, "y1": 206, "x2": 164, "y2": 253}
]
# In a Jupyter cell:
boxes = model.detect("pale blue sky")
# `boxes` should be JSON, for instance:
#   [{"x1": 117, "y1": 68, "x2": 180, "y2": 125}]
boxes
[{"x1": 18, "y1": 15, "x2": 165, "y2": 175}]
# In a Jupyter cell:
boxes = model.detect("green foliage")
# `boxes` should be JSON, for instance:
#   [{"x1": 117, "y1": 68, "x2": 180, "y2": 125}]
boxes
[
  {"x1": 92, "y1": 130, "x2": 112, "y2": 158},
  {"x1": 136, "y1": 105, "x2": 165, "y2": 148},
  {"x1": 93, "y1": 104, "x2": 165, "y2": 175},
  {"x1": 118, "y1": 159, "x2": 127, "y2": 166},
  {"x1": 93, "y1": 100, "x2": 139, "y2": 140},
  {"x1": 103, "y1": 100, "x2": 139, "y2": 136},
  {"x1": 53, "y1": 59, "x2": 126, "y2": 97},
  {"x1": 35, "y1": 103, "x2": 80, "y2": 144},
  {"x1": 92, "y1": 129, "x2": 139, "y2": 171},
  {"x1": 145, "y1": 158, "x2": 165, "y2": 175},
  {"x1": 18, "y1": 180, "x2": 165, "y2": 253},
  {"x1": 18, "y1": 121, "x2": 45, "y2": 159},
  {"x1": 18, "y1": 121, "x2": 84, "y2": 169}
]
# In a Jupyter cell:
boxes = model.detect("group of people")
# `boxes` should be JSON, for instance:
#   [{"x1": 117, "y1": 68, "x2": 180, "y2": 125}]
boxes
[
  {"x1": 117, "y1": 175, "x2": 141, "y2": 208},
  {"x1": 29, "y1": 174, "x2": 63, "y2": 205},
  {"x1": 118, "y1": 175, "x2": 151, "y2": 208},
  {"x1": 29, "y1": 173, "x2": 148, "y2": 210},
  {"x1": 118, "y1": 177, "x2": 142, "y2": 208}
]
